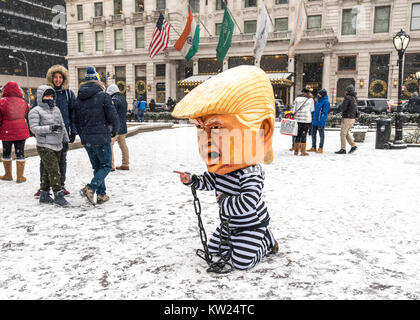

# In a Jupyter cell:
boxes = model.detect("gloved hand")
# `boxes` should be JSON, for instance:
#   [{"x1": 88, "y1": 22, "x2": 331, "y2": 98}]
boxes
[
  {"x1": 50, "y1": 125, "x2": 62, "y2": 132},
  {"x1": 111, "y1": 132, "x2": 117, "y2": 138},
  {"x1": 69, "y1": 133, "x2": 76, "y2": 143}
]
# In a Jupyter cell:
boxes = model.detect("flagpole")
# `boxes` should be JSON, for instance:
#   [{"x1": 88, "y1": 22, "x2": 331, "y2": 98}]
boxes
[
  {"x1": 222, "y1": 0, "x2": 242, "y2": 34},
  {"x1": 262, "y1": 1, "x2": 275, "y2": 27},
  {"x1": 167, "y1": 22, "x2": 181, "y2": 37},
  {"x1": 196, "y1": 14, "x2": 213, "y2": 37}
]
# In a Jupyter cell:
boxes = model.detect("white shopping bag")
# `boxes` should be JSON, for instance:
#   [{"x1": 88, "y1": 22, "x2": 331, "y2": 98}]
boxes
[{"x1": 280, "y1": 114, "x2": 298, "y2": 136}]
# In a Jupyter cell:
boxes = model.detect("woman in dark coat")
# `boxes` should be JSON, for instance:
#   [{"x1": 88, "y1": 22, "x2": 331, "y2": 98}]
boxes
[{"x1": 0, "y1": 81, "x2": 30, "y2": 183}]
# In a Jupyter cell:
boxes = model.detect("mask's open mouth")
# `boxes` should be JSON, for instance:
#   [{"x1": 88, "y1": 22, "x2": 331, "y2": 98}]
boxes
[{"x1": 209, "y1": 151, "x2": 220, "y2": 159}]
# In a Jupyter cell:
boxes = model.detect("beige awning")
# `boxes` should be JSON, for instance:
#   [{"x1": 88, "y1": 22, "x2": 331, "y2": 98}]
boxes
[{"x1": 177, "y1": 75, "x2": 214, "y2": 87}]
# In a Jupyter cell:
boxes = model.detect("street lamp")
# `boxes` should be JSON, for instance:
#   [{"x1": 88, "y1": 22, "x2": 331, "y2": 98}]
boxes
[
  {"x1": 8, "y1": 50, "x2": 30, "y2": 104},
  {"x1": 416, "y1": 71, "x2": 420, "y2": 91},
  {"x1": 392, "y1": 29, "x2": 410, "y2": 149}
]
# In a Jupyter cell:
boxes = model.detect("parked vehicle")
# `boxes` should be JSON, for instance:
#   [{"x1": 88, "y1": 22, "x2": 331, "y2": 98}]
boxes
[
  {"x1": 275, "y1": 99, "x2": 287, "y2": 118},
  {"x1": 146, "y1": 103, "x2": 169, "y2": 113},
  {"x1": 333, "y1": 98, "x2": 392, "y2": 114}
]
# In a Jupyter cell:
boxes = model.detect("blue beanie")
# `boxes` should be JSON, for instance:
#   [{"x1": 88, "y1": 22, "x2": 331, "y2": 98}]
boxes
[{"x1": 85, "y1": 66, "x2": 100, "y2": 81}]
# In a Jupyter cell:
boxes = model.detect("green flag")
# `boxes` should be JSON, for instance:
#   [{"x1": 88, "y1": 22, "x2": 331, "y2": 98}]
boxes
[{"x1": 216, "y1": 8, "x2": 234, "y2": 63}]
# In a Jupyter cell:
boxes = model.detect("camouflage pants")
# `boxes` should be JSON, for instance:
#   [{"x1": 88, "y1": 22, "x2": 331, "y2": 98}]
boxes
[{"x1": 37, "y1": 146, "x2": 62, "y2": 193}]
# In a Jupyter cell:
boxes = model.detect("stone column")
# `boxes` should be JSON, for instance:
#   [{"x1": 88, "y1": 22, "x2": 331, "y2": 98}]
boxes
[
  {"x1": 288, "y1": 56, "x2": 295, "y2": 102},
  {"x1": 146, "y1": 62, "x2": 155, "y2": 101},
  {"x1": 165, "y1": 61, "x2": 177, "y2": 101},
  {"x1": 193, "y1": 58, "x2": 199, "y2": 75},
  {"x1": 106, "y1": 64, "x2": 115, "y2": 85},
  {"x1": 126, "y1": 63, "x2": 135, "y2": 103},
  {"x1": 322, "y1": 53, "x2": 331, "y2": 94}
]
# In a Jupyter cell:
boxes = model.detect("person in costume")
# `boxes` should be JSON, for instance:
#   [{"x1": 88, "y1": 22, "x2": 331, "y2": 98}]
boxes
[{"x1": 173, "y1": 66, "x2": 278, "y2": 271}]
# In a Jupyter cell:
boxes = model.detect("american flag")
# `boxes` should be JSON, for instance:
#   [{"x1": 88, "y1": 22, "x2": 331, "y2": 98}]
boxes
[{"x1": 148, "y1": 13, "x2": 171, "y2": 59}]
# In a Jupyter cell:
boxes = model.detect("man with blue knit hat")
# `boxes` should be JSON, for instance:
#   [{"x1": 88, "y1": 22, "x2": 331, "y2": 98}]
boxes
[{"x1": 74, "y1": 66, "x2": 120, "y2": 205}]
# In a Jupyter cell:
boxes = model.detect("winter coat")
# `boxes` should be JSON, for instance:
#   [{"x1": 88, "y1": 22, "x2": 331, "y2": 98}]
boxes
[
  {"x1": 28, "y1": 85, "x2": 70, "y2": 152},
  {"x1": 32, "y1": 65, "x2": 77, "y2": 135},
  {"x1": 137, "y1": 100, "x2": 146, "y2": 110},
  {"x1": 106, "y1": 85, "x2": 128, "y2": 135},
  {"x1": 291, "y1": 96, "x2": 314, "y2": 123},
  {"x1": 0, "y1": 82, "x2": 30, "y2": 141},
  {"x1": 341, "y1": 91, "x2": 358, "y2": 119},
  {"x1": 74, "y1": 80, "x2": 120, "y2": 146},
  {"x1": 408, "y1": 95, "x2": 420, "y2": 114},
  {"x1": 312, "y1": 94, "x2": 330, "y2": 127}
]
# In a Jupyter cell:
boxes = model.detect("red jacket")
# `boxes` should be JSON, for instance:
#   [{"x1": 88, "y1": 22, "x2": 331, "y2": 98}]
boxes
[{"x1": 0, "y1": 82, "x2": 30, "y2": 141}]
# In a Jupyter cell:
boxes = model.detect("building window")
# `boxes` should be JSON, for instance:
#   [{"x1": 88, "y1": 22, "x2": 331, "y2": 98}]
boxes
[
  {"x1": 216, "y1": 0, "x2": 226, "y2": 10},
  {"x1": 274, "y1": 18, "x2": 288, "y2": 31},
  {"x1": 411, "y1": 3, "x2": 420, "y2": 31},
  {"x1": 245, "y1": 0, "x2": 256, "y2": 8},
  {"x1": 337, "y1": 78, "x2": 355, "y2": 98},
  {"x1": 114, "y1": 29, "x2": 123, "y2": 50},
  {"x1": 374, "y1": 6, "x2": 390, "y2": 33},
  {"x1": 369, "y1": 54, "x2": 390, "y2": 98},
  {"x1": 77, "y1": 5, "x2": 83, "y2": 21},
  {"x1": 228, "y1": 56, "x2": 255, "y2": 68},
  {"x1": 307, "y1": 15, "x2": 321, "y2": 29},
  {"x1": 244, "y1": 20, "x2": 257, "y2": 34},
  {"x1": 114, "y1": 0, "x2": 122, "y2": 14},
  {"x1": 95, "y1": 31, "x2": 104, "y2": 51},
  {"x1": 156, "y1": 0, "x2": 166, "y2": 10},
  {"x1": 342, "y1": 8, "x2": 357, "y2": 35},
  {"x1": 189, "y1": 0, "x2": 200, "y2": 13},
  {"x1": 215, "y1": 23, "x2": 222, "y2": 35},
  {"x1": 135, "y1": 0, "x2": 144, "y2": 12},
  {"x1": 115, "y1": 66, "x2": 126, "y2": 97},
  {"x1": 338, "y1": 56, "x2": 357, "y2": 71},
  {"x1": 94, "y1": 2, "x2": 103, "y2": 17},
  {"x1": 135, "y1": 27, "x2": 145, "y2": 48},
  {"x1": 275, "y1": 0, "x2": 288, "y2": 4},
  {"x1": 199, "y1": 58, "x2": 221, "y2": 74},
  {"x1": 156, "y1": 64, "x2": 166, "y2": 77},
  {"x1": 77, "y1": 32, "x2": 84, "y2": 52}
]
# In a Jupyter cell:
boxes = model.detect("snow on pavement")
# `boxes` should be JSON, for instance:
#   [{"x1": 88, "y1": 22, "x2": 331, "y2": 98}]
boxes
[{"x1": 0, "y1": 127, "x2": 419, "y2": 299}]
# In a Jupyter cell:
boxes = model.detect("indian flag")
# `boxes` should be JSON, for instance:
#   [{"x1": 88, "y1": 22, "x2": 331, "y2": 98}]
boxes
[{"x1": 174, "y1": 10, "x2": 200, "y2": 61}]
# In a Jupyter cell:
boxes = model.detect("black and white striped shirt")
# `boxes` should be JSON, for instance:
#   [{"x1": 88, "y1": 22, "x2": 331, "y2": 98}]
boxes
[{"x1": 188, "y1": 164, "x2": 270, "y2": 229}]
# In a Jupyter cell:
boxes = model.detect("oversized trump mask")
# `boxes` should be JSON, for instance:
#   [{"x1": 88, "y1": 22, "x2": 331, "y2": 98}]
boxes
[{"x1": 172, "y1": 66, "x2": 275, "y2": 175}]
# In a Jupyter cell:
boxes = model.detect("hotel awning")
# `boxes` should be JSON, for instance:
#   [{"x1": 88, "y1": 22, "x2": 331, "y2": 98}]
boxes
[{"x1": 177, "y1": 75, "x2": 214, "y2": 87}]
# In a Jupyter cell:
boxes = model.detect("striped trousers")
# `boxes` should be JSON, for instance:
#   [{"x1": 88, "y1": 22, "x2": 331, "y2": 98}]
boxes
[{"x1": 208, "y1": 225, "x2": 276, "y2": 270}]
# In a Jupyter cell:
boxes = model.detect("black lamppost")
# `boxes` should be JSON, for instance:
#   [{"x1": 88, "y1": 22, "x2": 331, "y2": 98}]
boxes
[
  {"x1": 392, "y1": 29, "x2": 410, "y2": 149},
  {"x1": 416, "y1": 71, "x2": 420, "y2": 91}
]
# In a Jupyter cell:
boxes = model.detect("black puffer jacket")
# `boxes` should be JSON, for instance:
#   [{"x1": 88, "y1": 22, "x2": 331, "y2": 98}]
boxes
[{"x1": 341, "y1": 91, "x2": 358, "y2": 119}]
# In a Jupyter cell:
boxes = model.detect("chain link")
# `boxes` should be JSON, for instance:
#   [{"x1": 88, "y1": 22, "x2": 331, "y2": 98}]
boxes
[{"x1": 191, "y1": 186, "x2": 233, "y2": 274}]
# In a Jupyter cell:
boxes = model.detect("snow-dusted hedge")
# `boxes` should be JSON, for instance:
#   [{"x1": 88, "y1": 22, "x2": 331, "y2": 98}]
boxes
[{"x1": 327, "y1": 113, "x2": 420, "y2": 127}]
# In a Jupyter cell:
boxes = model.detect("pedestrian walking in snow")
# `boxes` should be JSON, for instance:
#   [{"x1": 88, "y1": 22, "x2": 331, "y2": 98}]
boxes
[
  {"x1": 335, "y1": 85, "x2": 358, "y2": 154},
  {"x1": 136, "y1": 96, "x2": 146, "y2": 122},
  {"x1": 107, "y1": 84, "x2": 129, "y2": 171},
  {"x1": 0, "y1": 82, "x2": 30, "y2": 183},
  {"x1": 28, "y1": 86, "x2": 70, "y2": 206},
  {"x1": 307, "y1": 89, "x2": 330, "y2": 153},
  {"x1": 173, "y1": 66, "x2": 278, "y2": 272},
  {"x1": 74, "y1": 66, "x2": 120, "y2": 205},
  {"x1": 33, "y1": 65, "x2": 77, "y2": 197},
  {"x1": 291, "y1": 85, "x2": 315, "y2": 156}
]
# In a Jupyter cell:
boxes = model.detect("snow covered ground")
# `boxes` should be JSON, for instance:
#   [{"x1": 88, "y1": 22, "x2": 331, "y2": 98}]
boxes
[{"x1": 0, "y1": 126, "x2": 419, "y2": 300}]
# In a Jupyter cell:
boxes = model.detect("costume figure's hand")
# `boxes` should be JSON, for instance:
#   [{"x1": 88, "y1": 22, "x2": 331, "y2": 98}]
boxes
[{"x1": 173, "y1": 171, "x2": 191, "y2": 184}]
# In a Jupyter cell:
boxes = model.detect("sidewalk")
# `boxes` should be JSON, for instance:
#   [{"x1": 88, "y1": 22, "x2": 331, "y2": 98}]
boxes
[{"x1": 0, "y1": 122, "x2": 173, "y2": 159}]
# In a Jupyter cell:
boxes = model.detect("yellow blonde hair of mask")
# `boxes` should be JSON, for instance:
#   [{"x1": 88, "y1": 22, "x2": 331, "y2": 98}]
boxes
[{"x1": 172, "y1": 65, "x2": 275, "y2": 163}]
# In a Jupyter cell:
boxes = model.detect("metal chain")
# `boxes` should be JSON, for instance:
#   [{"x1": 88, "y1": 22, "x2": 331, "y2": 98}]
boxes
[{"x1": 191, "y1": 186, "x2": 233, "y2": 274}]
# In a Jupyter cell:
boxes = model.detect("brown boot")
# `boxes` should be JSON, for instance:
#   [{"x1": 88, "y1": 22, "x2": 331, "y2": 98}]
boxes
[
  {"x1": 316, "y1": 147, "x2": 323, "y2": 153},
  {"x1": 294, "y1": 143, "x2": 300, "y2": 156},
  {"x1": 97, "y1": 194, "x2": 110, "y2": 204},
  {"x1": 307, "y1": 147, "x2": 316, "y2": 152},
  {"x1": 300, "y1": 143, "x2": 309, "y2": 156},
  {"x1": 0, "y1": 159, "x2": 13, "y2": 181},
  {"x1": 16, "y1": 160, "x2": 27, "y2": 183},
  {"x1": 116, "y1": 165, "x2": 129, "y2": 170},
  {"x1": 81, "y1": 185, "x2": 95, "y2": 205}
]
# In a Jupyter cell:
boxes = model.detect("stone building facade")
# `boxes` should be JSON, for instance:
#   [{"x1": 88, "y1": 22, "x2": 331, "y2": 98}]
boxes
[{"x1": 65, "y1": 0, "x2": 420, "y2": 106}]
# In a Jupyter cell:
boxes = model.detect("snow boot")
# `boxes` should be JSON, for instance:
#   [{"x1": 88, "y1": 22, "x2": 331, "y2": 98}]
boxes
[
  {"x1": 54, "y1": 190, "x2": 69, "y2": 207},
  {"x1": 307, "y1": 147, "x2": 316, "y2": 152},
  {"x1": 349, "y1": 146, "x2": 358, "y2": 154},
  {"x1": 335, "y1": 149, "x2": 346, "y2": 154},
  {"x1": 0, "y1": 159, "x2": 13, "y2": 181},
  {"x1": 39, "y1": 190, "x2": 54, "y2": 204},
  {"x1": 300, "y1": 143, "x2": 309, "y2": 156},
  {"x1": 81, "y1": 185, "x2": 95, "y2": 205},
  {"x1": 97, "y1": 194, "x2": 110, "y2": 204},
  {"x1": 16, "y1": 160, "x2": 26, "y2": 183},
  {"x1": 316, "y1": 148, "x2": 323, "y2": 153},
  {"x1": 294, "y1": 143, "x2": 300, "y2": 156},
  {"x1": 116, "y1": 165, "x2": 129, "y2": 170},
  {"x1": 34, "y1": 189, "x2": 41, "y2": 197},
  {"x1": 62, "y1": 187, "x2": 70, "y2": 196}
]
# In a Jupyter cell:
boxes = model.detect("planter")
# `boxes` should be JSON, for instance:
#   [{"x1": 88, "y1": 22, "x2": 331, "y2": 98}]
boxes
[{"x1": 352, "y1": 131, "x2": 367, "y2": 143}]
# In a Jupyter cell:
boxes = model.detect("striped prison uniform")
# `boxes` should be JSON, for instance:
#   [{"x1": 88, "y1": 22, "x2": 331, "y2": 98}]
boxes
[{"x1": 187, "y1": 164, "x2": 276, "y2": 270}]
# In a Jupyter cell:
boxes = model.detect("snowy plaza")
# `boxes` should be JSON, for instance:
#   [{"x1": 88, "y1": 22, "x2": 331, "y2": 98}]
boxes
[{"x1": 0, "y1": 125, "x2": 419, "y2": 300}]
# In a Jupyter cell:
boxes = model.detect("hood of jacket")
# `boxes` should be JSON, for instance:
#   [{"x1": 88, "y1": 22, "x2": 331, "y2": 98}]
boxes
[
  {"x1": 2, "y1": 81, "x2": 23, "y2": 98},
  {"x1": 346, "y1": 91, "x2": 357, "y2": 98},
  {"x1": 317, "y1": 94, "x2": 329, "y2": 103},
  {"x1": 106, "y1": 84, "x2": 120, "y2": 96},
  {"x1": 36, "y1": 85, "x2": 55, "y2": 109},
  {"x1": 46, "y1": 65, "x2": 70, "y2": 90},
  {"x1": 78, "y1": 80, "x2": 105, "y2": 100}
]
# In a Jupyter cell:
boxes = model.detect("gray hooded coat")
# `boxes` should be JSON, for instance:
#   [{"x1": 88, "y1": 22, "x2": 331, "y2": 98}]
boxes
[{"x1": 28, "y1": 85, "x2": 69, "y2": 151}]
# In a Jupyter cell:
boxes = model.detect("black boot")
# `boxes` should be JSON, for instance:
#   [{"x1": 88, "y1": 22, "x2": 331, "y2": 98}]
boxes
[
  {"x1": 335, "y1": 149, "x2": 347, "y2": 154},
  {"x1": 40, "y1": 190, "x2": 54, "y2": 204},
  {"x1": 54, "y1": 190, "x2": 69, "y2": 207},
  {"x1": 349, "y1": 146, "x2": 358, "y2": 154}
]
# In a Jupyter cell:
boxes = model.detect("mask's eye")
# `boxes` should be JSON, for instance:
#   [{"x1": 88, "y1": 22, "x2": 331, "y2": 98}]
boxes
[{"x1": 196, "y1": 124, "x2": 204, "y2": 130}]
